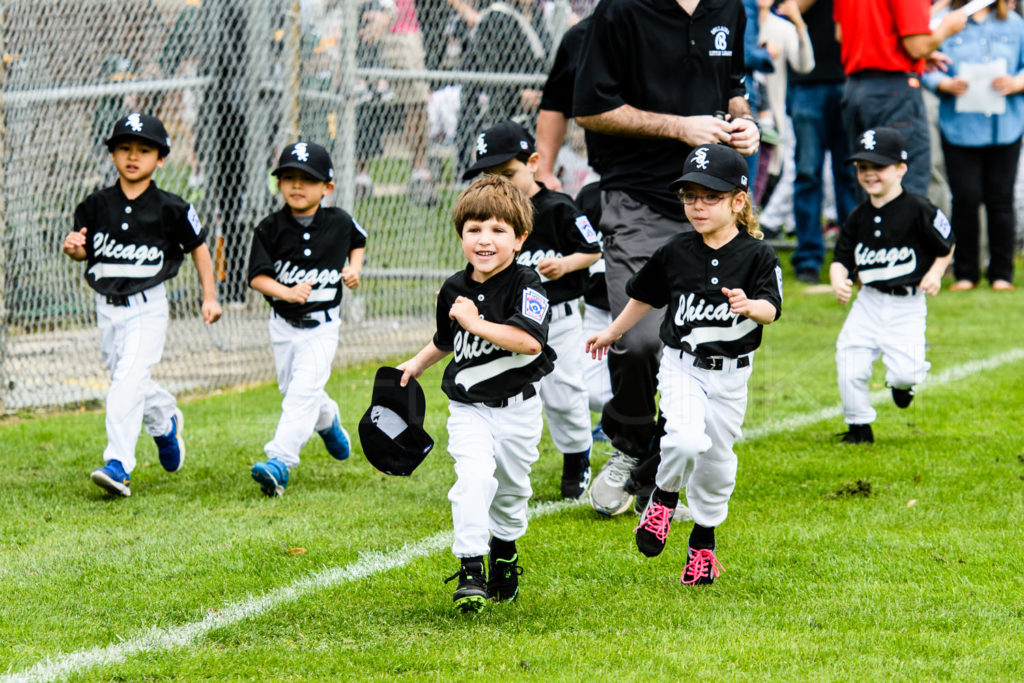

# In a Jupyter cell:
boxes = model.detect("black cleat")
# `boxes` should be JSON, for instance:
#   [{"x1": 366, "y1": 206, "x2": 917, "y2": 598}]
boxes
[
  {"x1": 487, "y1": 546, "x2": 523, "y2": 603},
  {"x1": 839, "y1": 423, "x2": 874, "y2": 444},
  {"x1": 891, "y1": 387, "x2": 915, "y2": 409},
  {"x1": 444, "y1": 558, "x2": 488, "y2": 613}
]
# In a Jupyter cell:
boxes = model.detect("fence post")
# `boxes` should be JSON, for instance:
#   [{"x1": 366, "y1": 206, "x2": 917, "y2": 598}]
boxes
[
  {"x1": 0, "y1": 5, "x2": 8, "y2": 413},
  {"x1": 334, "y1": 0, "x2": 358, "y2": 211}
]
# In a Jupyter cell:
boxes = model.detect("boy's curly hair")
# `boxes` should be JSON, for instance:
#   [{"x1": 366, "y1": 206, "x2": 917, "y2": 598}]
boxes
[{"x1": 453, "y1": 175, "x2": 534, "y2": 238}]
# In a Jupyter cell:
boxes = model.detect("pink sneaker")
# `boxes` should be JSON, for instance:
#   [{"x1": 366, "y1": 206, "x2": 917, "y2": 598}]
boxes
[
  {"x1": 634, "y1": 499, "x2": 674, "y2": 557},
  {"x1": 681, "y1": 547, "x2": 723, "y2": 585}
]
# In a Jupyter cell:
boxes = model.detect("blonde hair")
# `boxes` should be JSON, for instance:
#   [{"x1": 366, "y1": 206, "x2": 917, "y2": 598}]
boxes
[
  {"x1": 453, "y1": 174, "x2": 534, "y2": 238},
  {"x1": 735, "y1": 191, "x2": 763, "y2": 239},
  {"x1": 952, "y1": 0, "x2": 1007, "y2": 19}
]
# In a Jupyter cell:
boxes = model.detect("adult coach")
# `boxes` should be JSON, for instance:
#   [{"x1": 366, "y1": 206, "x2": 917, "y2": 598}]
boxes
[
  {"x1": 833, "y1": 0, "x2": 967, "y2": 196},
  {"x1": 572, "y1": 0, "x2": 758, "y2": 515}
]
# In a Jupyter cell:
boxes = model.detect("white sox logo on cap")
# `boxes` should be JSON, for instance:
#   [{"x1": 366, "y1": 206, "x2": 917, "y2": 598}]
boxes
[
  {"x1": 693, "y1": 148, "x2": 710, "y2": 170},
  {"x1": 861, "y1": 130, "x2": 877, "y2": 150},
  {"x1": 125, "y1": 113, "x2": 144, "y2": 132},
  {"x1": 476, "y1": 133, "x2": 488, "y2": 156},
  {"x1": 292, "y1": 142, "x2": 310, "y2": 162}
]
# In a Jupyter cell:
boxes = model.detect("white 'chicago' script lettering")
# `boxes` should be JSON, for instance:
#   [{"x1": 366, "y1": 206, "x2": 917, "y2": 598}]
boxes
[
  {"x1": 87, "y1": 232, "x2": 165, "y2": 279},
  {"x1": 274, "y1": 260, "x2": 343, "y2": 287},
  {"x1": 453, "y1": 329, "x2": 497, "y2": 364},
  {"x1": 517, "y1": 249, "x2": 563, "y2": 267},
  {"x1": 853, "y1": 243, "x2": 917, "y2": 283},
  {"x1": 673, "y1": 293, "x2": 737, "y2": 327}
]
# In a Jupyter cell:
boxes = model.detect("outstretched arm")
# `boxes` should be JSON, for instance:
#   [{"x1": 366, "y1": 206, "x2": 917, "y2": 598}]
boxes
[
  {"x1": 585, "y1": 298, "x2": 654, "y2": 359},
  {"x1": 398, "y1": 341, "x2": 449, "y2": 387},
  {"x1": 919, "y1": 247, "x2": 954, "y2": 296},
  {"x1": 190, "y1": 243, "x2": 222, "y2": 323}
]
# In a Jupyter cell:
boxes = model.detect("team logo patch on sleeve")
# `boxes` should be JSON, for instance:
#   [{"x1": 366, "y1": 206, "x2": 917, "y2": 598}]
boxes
[
  {"x1": 575, "y1": 215, "x2": 599, "y2": 243},
  {"x1": 775, "y1": 265, "x2": 784, "y2": 300},
  {"x1": 186, "y1": 205, "x2": 202, "y2": 235},
  {"x1": 933, "y1": 211, "x2": 951, "y2": 240},
  {"x1": 521, "y1": 287, "x2": 549, "y2": 323}
]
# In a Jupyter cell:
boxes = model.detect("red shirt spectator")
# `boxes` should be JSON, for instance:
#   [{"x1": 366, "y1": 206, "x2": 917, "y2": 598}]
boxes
[{"x1": 834, "y1": 0, "x2": 930, "y2": 74}]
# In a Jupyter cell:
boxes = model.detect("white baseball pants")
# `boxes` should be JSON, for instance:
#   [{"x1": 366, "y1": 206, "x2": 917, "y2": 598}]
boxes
[
  {"x1": 581, "y1": 302, "x2": 613, "y2": 413},
  {"x1": 447, "y1": 391, "x2": 542, "y2": 558},
  {"x1": 97, "y1": 283, "x2": 176, "y2": 473},
  {"x1": 538, "y1": 300, "x2": 593, "y2": 454},
  {"x1": 836, "y1": 287, "x2": 929, "y2": 425},
  {"x1": 655, "y1": 349, "x2": 752, "y2": 529},
  {"x1": 265, "y1": 308, "x2": 341, "y2": 468}
]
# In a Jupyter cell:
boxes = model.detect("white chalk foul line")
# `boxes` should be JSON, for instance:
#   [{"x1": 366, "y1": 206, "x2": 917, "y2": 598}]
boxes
[
  {"x1": 6, "y1": 348, "x2": 1022, "y2": 683},
  {"x1": 742, "y1": 347, "x2": 1024, "y2": 441}
]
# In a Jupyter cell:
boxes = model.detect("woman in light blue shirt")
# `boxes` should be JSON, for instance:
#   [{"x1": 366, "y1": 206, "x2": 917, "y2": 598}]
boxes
[{"x1": 924, "y1": 0, "x2": 1024, "y2": 291}]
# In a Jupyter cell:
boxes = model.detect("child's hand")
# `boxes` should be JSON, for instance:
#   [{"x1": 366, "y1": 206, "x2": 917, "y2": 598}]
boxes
[
  {"x1": 831, "y1": 278, "x2": 853, "y2": 305},
  {"x1": 342, "y1": 266, "x2": 360, "y2": 289},
  {"x1": 63, "y1": 228, "x2": 88, "y2": 259},
  {"x1": 722, "y1": 287, "x2": 753, "y2": 316},
  {"x1": 586, "y1": 328, "x2": 620, "y2": 360},
  {"x1": 448, "y1": 295, "x2": 479, "y2": 328},
  {"x1": 396, "y1": 358, "x2": 422, "y2": 387},
  {"x1": 202, "y1": 299, "x2": 222, "y2": 324},
  {"x1": 288, "y1": 281, "x2": 314, "y2": 304},
  {"x1": 537, "y1": 257, "x2": 567, "y2": 281},
  {"x1": 919, "y1": 271, "x2": 942, "y2": 296}
]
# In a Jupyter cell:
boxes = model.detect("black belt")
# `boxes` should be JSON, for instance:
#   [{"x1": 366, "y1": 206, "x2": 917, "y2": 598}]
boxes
[
  {"x1": 483, "y1": 384, "x2": 537, "y2": 408},
  {"x1": 691, "y1": 354, "x2": 750, "y2": 371},
  {"x1": 848, "y1": 69, "x2": 918, "y2": 80},
  {"x1": 276, "y1": 309, "x2": 332, "y2": 328},
  {"x1": 871, "y1": 285, "x2": 917, "y2": 297},
  {"x1": 104, "y1": 291, "x2": 148, "y2": 307}
]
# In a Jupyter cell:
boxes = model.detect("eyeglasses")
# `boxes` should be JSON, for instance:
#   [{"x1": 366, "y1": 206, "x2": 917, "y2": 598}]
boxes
[{"x1": 679, "y1": 191, "x2": 729, "y2": 205}]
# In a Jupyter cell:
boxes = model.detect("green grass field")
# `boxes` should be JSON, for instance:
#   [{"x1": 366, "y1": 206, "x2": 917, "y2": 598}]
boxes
[{"x1": 2, "y1": 265, "x2": 1023, "y2": 682}]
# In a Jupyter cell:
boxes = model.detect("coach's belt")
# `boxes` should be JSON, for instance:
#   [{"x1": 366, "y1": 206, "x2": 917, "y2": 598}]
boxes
[
  {"x1": 483, "y1": 384, "x2": 537, "y2": 408},
  {"x1": 276, "y1": 308, "x2": 333, "y2": 329},
  {"x1": 870, "y1": 285, "x2": 918, "y2": 297},
  {"x1": 691, "y1": 354, "x2": 750, "y2": 371}
]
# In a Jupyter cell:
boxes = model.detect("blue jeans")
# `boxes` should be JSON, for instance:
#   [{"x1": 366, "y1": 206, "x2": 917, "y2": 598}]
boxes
[{"x1": 789, "y1": 82, "x2": 858, "y2": 273}]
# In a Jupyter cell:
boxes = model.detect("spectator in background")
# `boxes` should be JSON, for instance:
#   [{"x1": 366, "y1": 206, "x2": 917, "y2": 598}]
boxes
[
  {"x1": 923, "y1": 0, "x2": 1024, "y2": 291},
  {"x1": 782, "y1": 0, "x2": 858, "y2": 284},
  {"x1": 833, "y1": 0, "x2": 967, "y2": 197},
  {"x1": 743, "y1": 0, "x2": 776, "y2": 189},
  {"x1": 455, "y1": 0, "x2": 550, "y2": 177}
]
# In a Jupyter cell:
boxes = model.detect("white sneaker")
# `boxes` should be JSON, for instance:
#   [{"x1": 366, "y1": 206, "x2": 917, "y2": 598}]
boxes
[{"x1": 588, "y1": 451, "x2": 637, "y2": 516}]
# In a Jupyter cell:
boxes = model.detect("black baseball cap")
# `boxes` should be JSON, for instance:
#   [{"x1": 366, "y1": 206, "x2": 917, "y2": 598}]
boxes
[
  {"x1": 847, "y1": 127, "x2": 909, "y2": 166},
  {"x1": 669, "y1": 144, "x2": 750, "y2": 193},
  {"x1": 273, "y1": 141, "x2": 335, "y2": 183},
  {"x1": 105, "y1": 113, "x2": 170, "y2": 157},
  {"x1": 462, "y1": 120, "x2": 536, "y2": 180},
  {"x1": 359, "y1": 367, "x2": 434, "y2": 477}
]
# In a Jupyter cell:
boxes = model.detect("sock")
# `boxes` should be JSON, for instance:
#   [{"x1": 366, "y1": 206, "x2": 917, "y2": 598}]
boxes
[
  {"x1": 562, "y1": 449, "x2": 590, "y2": 476},
  {"x1": 651, "y1": 487, "x2": 678, "y2": 508},
  {"x1": 489, "y1": 537, "x2": 517, "y2": 561},
  {"x1": 689, "y1": 523, "x2": 716, "y2": 550}
]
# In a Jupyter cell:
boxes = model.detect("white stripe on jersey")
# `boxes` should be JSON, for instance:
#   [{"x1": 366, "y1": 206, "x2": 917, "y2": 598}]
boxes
[
  {"x1": 87, "y1": 262, "x2": 164, "y2": 279},
  {"x1": 454, "y1": 352, "x2": 542, "y2": 390},
  {"x1": 306, "y1": 287, "x2": 338, "y2": 303},
  {"x1": 679, "y1": 317, "x2": 758, "y2": 349},
  {"x1": 857, "y1": 258, "x2": 918, "y2": 283}
]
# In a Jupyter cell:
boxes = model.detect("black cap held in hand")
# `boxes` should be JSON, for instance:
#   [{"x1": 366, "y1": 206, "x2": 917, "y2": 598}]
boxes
[{"x1": 359, "y1": 367, "x2": 434, "y2": 476}]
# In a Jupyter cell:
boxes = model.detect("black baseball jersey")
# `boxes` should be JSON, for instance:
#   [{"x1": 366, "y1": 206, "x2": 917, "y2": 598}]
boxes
[
  {"x1": 247, "y1": 206, "x2": 367, "y2": 319},
  {"x1": 627, "y1": 230, "x2": 782, "y2": 357},
  {"x1": 434, "y1": 264, "x2": 556, "y2": 404},
  {"x1": 573, "y1": 0, "x2": 748, "y2": 219},
  {"x1": 833, "y1": 192, "x2": 955, "y2": 292},
  {"x1": 516, "y1": 184, "x2": 602, "y2": 304},
  {"x1": 73, "y1": 182, "x2": 207, "y2": 297}
]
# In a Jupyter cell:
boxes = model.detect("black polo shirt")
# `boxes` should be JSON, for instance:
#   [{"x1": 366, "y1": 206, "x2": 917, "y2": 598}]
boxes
[
  {"x1": 73, "y1": 182, "x2": 207, "y2": 297},
  {"x1": 573, "y1": 0, "x2": 747, "y2": 219},
  {"x1": 248, "y1": 205, "x2": 367, "y2": 319},
  {"x1": 434, "y1": 263, "x2": 555, "y2": 404},
  {"x1": 788, "y1": 0, "x2": 845, "y2": 86},
  {"x1": 517, "y1": 184, "x2": 602, "y2": 305},
  {"x1": 833, "y1": 192, "x2": 955, "y2": 292},
  {"x1": 627, "y1": 230, "x2": 782, "y2": 358}
]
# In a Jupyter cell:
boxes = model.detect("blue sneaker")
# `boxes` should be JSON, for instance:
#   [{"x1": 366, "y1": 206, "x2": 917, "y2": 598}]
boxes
[
  {"x1": 154, "y1": 409, "x2": 185, "y2": 473},
  {"x1": 91, "y1": 460, "x2": 131, "y2": 497},
  {"x1": 251, "y1": 458, "x2": 289, "y2": 497},
  {"x1": 592, "y1": 422, "x2": 610, "y2": 444},
  {"x1": 318, "y1": 417, "x2": 351, "y2": 460}
]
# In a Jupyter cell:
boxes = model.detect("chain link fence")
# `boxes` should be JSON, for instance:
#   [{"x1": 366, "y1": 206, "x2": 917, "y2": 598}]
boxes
[{"x1": 0, "y1": 0, "x2": 591, "y2": 411}]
